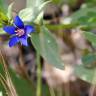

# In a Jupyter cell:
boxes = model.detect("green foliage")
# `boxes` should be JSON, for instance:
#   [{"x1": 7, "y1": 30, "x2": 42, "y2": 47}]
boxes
[
  {"x1": 70, "y1": 7, "x2": 96, "y2": 29},
  {"x1": 82, "y1": 53, "x2": 96, "y2": 68},
  {"x1": 0, "y1": 63, "x2": 51, "y2": 96},
  {"x1": 7, "y1": 3, "x2": 14, "y2": 19},
  {"x1": 1, "y1": 0, "x2": 96, "y2": 95},
  {"x1": 0, "y1": 2, "x2": 13, "y2": 28},
  {"x1": 51, "y1": 0, "x2": 77, "y2": 6},
  {"x1": 0, "y1": 11, "x2": 8, "y2": 28},
  {"x1": 19, "y1": 8, "x2": 34, "y2": 22},
  {"x1": 0, "y1": 0, "x2": 7, "y2": 13},
  {"x1": 75, "y1": 64, "x2": 96, "y2": 84},
  {"x1": 31, "y1": 26, "x2": 64, "y2": 69},
  {"x1": 26, "y1": 0, "x2": 44, "y2": 8},
  {"x1": 19, "y1": 0, "x2": 50, "y2": 23},
  {"x1": 75, "y1": 31, "x2": 96, "y2": 84},
  {"x1": 83, "y1": 32, "x2": 96, "y2": 46},
  {"x1": 0, "y1": 1, "x2": 14, "y2": 28},
  {"x1": 71, "y1": 4, "x2": 96, "y2": 85}
]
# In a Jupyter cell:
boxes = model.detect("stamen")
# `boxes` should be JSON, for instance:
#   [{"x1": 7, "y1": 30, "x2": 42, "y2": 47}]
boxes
[{"x1": 15, "y1": 29, "x2": 25, "y2": 37}]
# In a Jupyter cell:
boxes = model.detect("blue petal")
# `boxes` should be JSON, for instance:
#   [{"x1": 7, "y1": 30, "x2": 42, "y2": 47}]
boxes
[
  {"x1": 9, "y1": 36, "x2": 19, "y2": 47},
  {"x1": 19, "y1": 35, "x2": 28, "y2": 46},
  {"x1": 14, "y1": 16, "x2": 24, "y2": 28},
  {"x1": 3, "y1": 26, "x2": 15, "y2": 35},
  {"x1": 25, "y1": 25, "x2": 35, "y2": 34}
]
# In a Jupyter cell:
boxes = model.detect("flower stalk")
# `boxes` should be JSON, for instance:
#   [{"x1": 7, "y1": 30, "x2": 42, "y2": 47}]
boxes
[{"x1": 36, "y1": 52, "x2": 42, "y2": 96}]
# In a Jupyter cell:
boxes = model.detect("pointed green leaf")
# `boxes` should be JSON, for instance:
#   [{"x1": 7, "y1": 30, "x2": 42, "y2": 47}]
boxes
[
  {"x1": 19, "y1": 8, "x2": 34, "y2": 22},
  {"x1": 7, "y1": 3, "x2": 14, "y2": 19},
  {"x1": 19, "y1": 0, "x2": 50, "y2": 23},
  {"x1": 31, "y1": 26, "x2": 64, "y2": 69},
  {"x1": 26, "y1": 0, "x2": 44, "y2": 8}
]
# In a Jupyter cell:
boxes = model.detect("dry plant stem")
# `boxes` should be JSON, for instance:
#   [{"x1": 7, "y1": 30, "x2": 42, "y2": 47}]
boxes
[
  {"x1": 0, "y1": 49, "x2": 17, "y2": 96},
  {"x1": 0, "y1": 73, "x2": 10, "y2": 95},
  {"x1": 0, "y1": 48, "x2": 18, "y2": 96},
  {"x1": 89, "y1": 69, "x2": 96, "y2": 96}
]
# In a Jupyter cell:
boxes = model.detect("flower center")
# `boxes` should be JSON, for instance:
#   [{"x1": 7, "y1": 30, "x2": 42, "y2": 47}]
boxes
[{"x1": 15, "y1": 29, "x2": 25, "y2": 37}]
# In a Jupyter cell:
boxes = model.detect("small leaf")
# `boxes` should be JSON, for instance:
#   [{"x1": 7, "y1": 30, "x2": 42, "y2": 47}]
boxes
[
  {"x1": 83, "y1": 31, "x2": 96, "y2": 46},
  {"x1": 71, "y1": 7, "x2": 96, "y2": 23},
  {"x1": 70, "y1": 7, "x2": 96, "y2": 29},
  {"x1": 38, "y1": 0, "x2": 51, "y2": 11},
  {"x1": 19, "y1": 8, "x2": 34, "y2": 22},
  {"x1": 0, "y1": 11, "x2": 8, "y2": 26},
  {"x1": 7, "y1": 3, "x2": 14, "y2": 19},
  {"x1": 34, "y1": 11, "x2": 44, "y2": 24},
  {"x1": 19, "y1": 0, "x2": 50, "y2": 23},
  {"x1": 26, "y1": 0, "x2": 44, "y2": 8},
  {"x1": 31, "y1": 26, "x2": 64, "y2": 69},
  {"x1": 82, "y1": 53, "x2": 96, "y2": 68},
  {"x1": 75, "y1": 64, "x2": 96, "y2": 84}
]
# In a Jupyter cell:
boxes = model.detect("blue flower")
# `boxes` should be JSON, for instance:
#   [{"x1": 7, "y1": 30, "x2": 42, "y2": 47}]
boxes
[{"x1": 3, "y1": 16, "x2": 35, "y2": 47}]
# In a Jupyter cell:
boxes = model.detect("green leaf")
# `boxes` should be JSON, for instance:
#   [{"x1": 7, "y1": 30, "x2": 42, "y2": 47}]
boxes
[
  {"x1": 19, "y1": 0, "x2": 50, "y2": 23},
  {"x1": 71, "y1": 7, "x2": 96, "y2": 23},
  {"x1": 19, "y1": 8, "x2": 34, "y2": 22},
  {"x1": 38, "y1": 0, "x2": 51, "y2": 11},
  {"x1": 7, "y1": 3, "x2": 14, "y2": 19},
  {"x1": 82, "y1": 53, "x2": 96, "y2": 68},
  {"x1": 34, "y1": 0, "x2": 51, "y2": 24},
  {"x1": 26, "y1": 0, "x2": 44, "y2": 8},
  {"x1": 83, "y1": 31, "x2": 96, "y2": 46},
  {"x1": 70, "y1": 7, "x2": 96, "y2": 29},
  {"x1": 34, "y1": 11, "x2": 44, "y2": 24},
  {"x1": 0, "y1": 11, "x2": 8, "y2": 27},
  {"x1": 75, "y1": 64, "x2": 96, "y2": 84},
  {"x1": 31, "y1": 26, "x2": 64, "y2": 69}
]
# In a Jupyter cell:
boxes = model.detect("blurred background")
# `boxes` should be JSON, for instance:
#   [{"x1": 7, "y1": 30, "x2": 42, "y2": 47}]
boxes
[{"x1": 1, "y1": 0, "x2": 96, "y2": 96}]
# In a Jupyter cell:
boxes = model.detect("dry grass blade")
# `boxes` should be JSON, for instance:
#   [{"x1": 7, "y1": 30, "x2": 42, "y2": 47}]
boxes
[
  {"x1": 0, "y1": 73, "x2": 10, "y2": 96},
  {"x1": 0, "y1": 48, "x2": 18, "y2": 96}
]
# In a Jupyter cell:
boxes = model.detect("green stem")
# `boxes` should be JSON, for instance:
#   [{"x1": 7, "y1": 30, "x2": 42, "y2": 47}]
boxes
[{"x1": 36, "y1": 52, "x2": 42, "y2": 96}]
